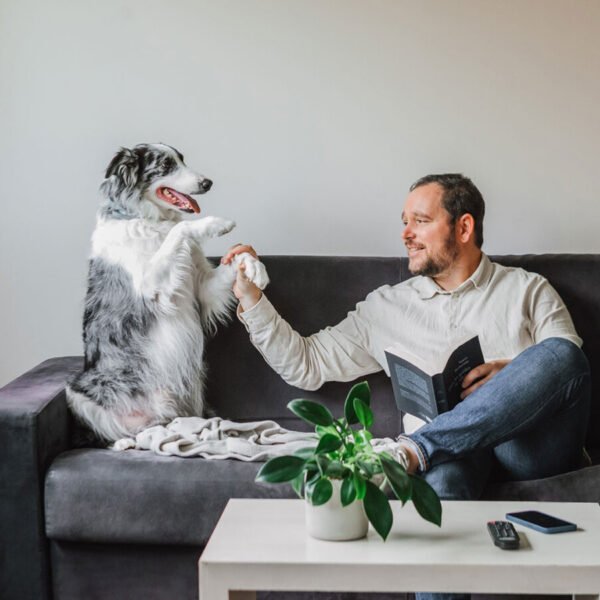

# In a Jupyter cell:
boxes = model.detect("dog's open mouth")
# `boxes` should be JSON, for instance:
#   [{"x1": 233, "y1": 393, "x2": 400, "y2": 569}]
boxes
[{"x1": 156, "y1": 187, "x2": 201, "y2": 214}]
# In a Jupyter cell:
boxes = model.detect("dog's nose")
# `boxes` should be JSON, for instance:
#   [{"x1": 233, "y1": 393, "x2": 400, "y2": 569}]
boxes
[{"x1": 201, "y1": 179, "x2": 213, "y2": 191}]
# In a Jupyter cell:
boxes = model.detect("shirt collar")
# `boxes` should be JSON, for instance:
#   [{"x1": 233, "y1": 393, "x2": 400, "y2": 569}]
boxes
[{"x1": 413, "y1": 253, "x2": 492, "y2": 299}]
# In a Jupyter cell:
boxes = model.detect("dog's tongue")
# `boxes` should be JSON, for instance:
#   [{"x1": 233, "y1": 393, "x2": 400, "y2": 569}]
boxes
[{"x1": 170, "y1": 188, "x2": 200, "y2": 213}]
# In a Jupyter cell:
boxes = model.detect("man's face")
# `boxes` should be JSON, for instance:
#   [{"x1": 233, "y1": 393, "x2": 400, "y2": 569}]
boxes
[{"x1": 401, "y1": 183, "x2": 458, "y2": 277}]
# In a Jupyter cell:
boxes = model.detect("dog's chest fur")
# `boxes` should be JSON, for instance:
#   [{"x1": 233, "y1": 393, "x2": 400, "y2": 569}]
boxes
[{"x1": 93, "y1": 219, "x2": 176, "y2": 290}]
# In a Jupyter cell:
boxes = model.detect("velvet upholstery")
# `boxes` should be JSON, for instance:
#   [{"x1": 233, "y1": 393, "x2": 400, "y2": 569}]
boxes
[
  {"x1": 0, "y1": 357, "x2": 82, "y2": 600},
  {"x1": 1, "y1": 254, "x2": 598, "y2": 600},
  {"x1": 45, "y1": 449, "x2": 297, "y2": 545}
]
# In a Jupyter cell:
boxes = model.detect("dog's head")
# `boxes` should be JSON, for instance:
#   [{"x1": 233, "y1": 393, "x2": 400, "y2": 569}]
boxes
[{"x1": 99, "y1": 143, "x2": 212, "y2": 221}]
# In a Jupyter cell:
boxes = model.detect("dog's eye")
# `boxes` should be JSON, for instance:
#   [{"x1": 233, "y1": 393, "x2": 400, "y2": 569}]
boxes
[{"x1": 161, "y1": 157, "x2": 176, "y2": 175}]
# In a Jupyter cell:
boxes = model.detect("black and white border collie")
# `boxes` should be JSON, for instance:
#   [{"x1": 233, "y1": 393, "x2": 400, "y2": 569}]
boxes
[{"x1": 67, "y1": 143, "x2": 268, "y2": 443}]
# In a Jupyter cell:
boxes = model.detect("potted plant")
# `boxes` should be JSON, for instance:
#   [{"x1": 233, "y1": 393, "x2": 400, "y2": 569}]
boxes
[{"x1": 256, "y1": 381, "x2": 442, "y2": 541}]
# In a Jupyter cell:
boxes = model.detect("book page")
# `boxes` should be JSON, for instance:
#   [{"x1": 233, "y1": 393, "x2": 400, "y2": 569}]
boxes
[
  {"x1": 385, "y1": 352, "x2": 439, "y2": 422},
  {"x1": 392, "y1": 363, "x2": 433, "y2": 415}
]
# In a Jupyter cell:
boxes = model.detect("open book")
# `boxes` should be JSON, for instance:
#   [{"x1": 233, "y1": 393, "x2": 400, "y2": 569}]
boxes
[{"x1": 385, "y1": 335, "x2": 484, "y2": 422}]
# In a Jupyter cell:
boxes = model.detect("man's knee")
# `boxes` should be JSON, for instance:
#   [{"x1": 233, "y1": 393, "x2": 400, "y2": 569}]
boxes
[{"x1": 538, "y1": 337, "x2": 590, "y2": 377}]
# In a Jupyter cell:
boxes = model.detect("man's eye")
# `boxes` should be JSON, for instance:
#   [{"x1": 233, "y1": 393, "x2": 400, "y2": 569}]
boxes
[{"x1": 416, "y1": 219, "x2": 424, "y2": 224}]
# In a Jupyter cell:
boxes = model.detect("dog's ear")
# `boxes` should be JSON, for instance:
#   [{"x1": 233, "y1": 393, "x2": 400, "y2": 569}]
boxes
[{"x1": 104, "y1": 147, "x2": 141, "y2": 191}]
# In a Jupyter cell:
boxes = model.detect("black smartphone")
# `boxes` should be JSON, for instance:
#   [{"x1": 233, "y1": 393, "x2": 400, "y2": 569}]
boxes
[{"x1": 505, "y1": 510, "x2": 577, "y2": 534}]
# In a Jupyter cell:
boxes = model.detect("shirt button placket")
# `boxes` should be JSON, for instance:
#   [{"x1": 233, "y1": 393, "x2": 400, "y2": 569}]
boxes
[{"x1": 451, "y1": 293, "x2": 458, "y2": 329}]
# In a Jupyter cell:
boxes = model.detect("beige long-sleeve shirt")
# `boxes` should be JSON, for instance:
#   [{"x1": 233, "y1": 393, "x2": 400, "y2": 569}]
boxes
[{"x1": 238, "y1": 254, "x2": 582, "y2": 432}]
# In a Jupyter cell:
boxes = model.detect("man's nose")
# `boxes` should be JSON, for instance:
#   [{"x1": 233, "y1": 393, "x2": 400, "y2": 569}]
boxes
[{"x1": 402, "y1": 225, "x2": 413, "y2": 241}]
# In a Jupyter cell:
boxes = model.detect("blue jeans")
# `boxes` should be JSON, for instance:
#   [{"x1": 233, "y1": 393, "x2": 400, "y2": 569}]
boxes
[{"x1": 400, "y1": 337, "x2": 590, "y2": 600}]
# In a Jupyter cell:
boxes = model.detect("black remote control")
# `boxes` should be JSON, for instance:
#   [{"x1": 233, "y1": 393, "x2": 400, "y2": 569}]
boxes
[{"x1": 487, "y1": 520, "x2": 520, "y2": 549}]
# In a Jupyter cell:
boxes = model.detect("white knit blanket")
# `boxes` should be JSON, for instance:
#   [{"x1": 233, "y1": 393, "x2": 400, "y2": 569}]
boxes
[{"x1": 112, "y1": 416, "x2": 318, "y2": 460}]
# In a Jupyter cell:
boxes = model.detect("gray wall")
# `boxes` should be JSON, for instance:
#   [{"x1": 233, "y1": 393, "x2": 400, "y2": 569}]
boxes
[{"x1": 1, "y1": 0, "x2": 599, "y2": 386}]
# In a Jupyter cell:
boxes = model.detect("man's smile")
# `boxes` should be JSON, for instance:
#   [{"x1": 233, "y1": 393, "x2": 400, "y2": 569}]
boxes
[{"x1": 406, "y1": 245, "x2": 425, "y2": 256}]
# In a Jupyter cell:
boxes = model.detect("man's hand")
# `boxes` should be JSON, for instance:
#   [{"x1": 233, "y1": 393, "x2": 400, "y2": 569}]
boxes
[
  {"x1": 460, "y1": 359, "x2": 510, "y2": 399},
  {"x1": 221, "y1": 243, "x2": 258, "y2": 265},
  {"x1": 221, "y1": 244, "x2": 262, "y2": 311}
]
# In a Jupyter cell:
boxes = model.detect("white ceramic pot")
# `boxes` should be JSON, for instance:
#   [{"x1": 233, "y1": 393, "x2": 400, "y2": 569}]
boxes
[{"x1": 305, "y1": 479, "x2": 368, "y2": 541}]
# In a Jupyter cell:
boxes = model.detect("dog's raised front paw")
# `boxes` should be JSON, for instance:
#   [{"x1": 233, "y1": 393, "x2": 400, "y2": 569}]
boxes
[
  {"x1": 188, "y1": 216, "x2": 236, "y2": 241},
  {"x1": 235, "y1": 252, "x2": 270, "y2": 290}
]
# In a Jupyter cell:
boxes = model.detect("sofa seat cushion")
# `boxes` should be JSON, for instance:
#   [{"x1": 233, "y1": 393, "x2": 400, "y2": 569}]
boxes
[
  {"x1": 482, "y1": 464, "x2": 600, "y2": 502},
  {"x1": 45, "y1": 448, "x2": 295, "y2": 546}
]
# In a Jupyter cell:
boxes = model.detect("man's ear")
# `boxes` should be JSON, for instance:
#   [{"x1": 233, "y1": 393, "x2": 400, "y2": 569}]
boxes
[
  {"x1": 457, "y1": 213, "x2": 475, "y2": 244},
  {"x1": 104, "y1": 147, "x2": 141, "y2": 191}
]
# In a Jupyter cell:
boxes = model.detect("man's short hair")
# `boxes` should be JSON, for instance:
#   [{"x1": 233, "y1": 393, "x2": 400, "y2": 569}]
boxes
[{"x1": 409, "y1": 174, "x2": 485, "y2": 248}]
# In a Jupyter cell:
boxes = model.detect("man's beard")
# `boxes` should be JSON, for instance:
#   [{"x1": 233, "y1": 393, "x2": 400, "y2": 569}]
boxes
[{"x1": 408, "y1": 234, "x2": 459, "y2": 277}]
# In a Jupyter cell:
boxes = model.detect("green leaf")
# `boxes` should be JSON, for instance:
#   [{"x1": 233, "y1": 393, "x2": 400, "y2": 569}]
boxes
[
  {"x1": 307, "y1": 477, "x2": 333, "y2": 506},
  {"x1": 288, "y1": 399, "x2": 334, "y2": 427},
  {"x1": 409, "y1": 474, "x2": 442, "y2": 527},
  {"x1": 315, "y1": 424, "x2": 338, "y2": 437},
  {"x1": 380, "y1": 456, "x2": 412, "y2": 504},
  {"x1": 344, "y1": 381, "x2": 371, "y2": 424},
  {"x1": 293, "y1": 445, "x2": 317, "y2": 460},
  {"x1": 306, "y1": 469, "x2": 320, "y2": 484},
  {"x1": 325, "y1": 461, "x2": 348, "y2": 479},
  {"x1": 364, "y1": 480, "x2": 393, "y2": 540},
  {"x1": 315, "y1": 433, "x2": 343, "y2": 454},
  {"x1": 341, "y1": 441, "x2": 355, "y2": 458},
  {"x1": 353, "y1": 397, "x2": 374, "y2": 429},
  {"x1": 353, "y1": 429, "x2": 373, "y2": 447},
  {"x1": 341, "y1": 477, "x2": 357, "y2": 506},
  {"x1": 357, "y1": 460, "x2": 377, "y2": 479},
  {"x1": 315, "y1": 455, "x2": 331, "y2": 473},
  {"x1": 291, "y1": 473, "x2": 304, "y2": 498},
  {"x1": 255, "y1": 456, "x2": 306, "y2": 483},
  {"x1": 353, "y1": 471, "x2": 367, "y2": 500}
]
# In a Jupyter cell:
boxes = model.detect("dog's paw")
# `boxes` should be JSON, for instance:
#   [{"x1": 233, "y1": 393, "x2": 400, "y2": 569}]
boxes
[
  {"x1": 235, "y1": 252, "x2": 270, "y2": 290},
  {"x1": 111, "y1": 437, "x2": 137, "y2": 451},
  {"x1": 189, "y1": 216, "x2": 236, "y2": 240}
]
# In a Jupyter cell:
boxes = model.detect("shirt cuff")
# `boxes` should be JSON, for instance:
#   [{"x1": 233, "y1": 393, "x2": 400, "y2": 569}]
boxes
[{"x1": 237, "y1": 294, "x2": 277, "y2": 330}]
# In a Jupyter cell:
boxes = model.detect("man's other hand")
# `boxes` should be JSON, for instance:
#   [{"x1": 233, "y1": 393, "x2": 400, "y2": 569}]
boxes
[
  {"x1": 221, "y1": 243, "x2": 258, "y2": 265},
  {"x1": 221, "y1": 244, "x2": 262, "y2": 311},
  {"x1": 460, "y1": 359, "x2": 510, "y2": 399}
]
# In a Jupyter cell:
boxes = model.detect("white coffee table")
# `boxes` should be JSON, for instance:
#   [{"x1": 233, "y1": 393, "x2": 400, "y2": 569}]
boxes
[{"x1": 199, "y1": 499, "x2": 600, "y2": 599}]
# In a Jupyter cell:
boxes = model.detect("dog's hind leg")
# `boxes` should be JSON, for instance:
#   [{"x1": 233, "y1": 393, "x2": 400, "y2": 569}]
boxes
[{"x1": 66, "y1": 386, "x2": 133, "y2": 443}]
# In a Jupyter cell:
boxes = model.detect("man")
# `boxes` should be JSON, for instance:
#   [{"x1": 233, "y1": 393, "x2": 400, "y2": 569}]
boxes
[{"x1": 223, "y1": 174, "x2": 590, "y2": 598}]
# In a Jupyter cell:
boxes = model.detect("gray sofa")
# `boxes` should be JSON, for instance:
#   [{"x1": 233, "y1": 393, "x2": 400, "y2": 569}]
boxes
[{"x1": 1, "y1": 254, "x2": 599, "y2": 600}]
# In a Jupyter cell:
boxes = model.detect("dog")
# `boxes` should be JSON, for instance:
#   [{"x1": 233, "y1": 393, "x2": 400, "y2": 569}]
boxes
[{"x1": 66, "y1": 143, "x2": 268, "y2": 443}]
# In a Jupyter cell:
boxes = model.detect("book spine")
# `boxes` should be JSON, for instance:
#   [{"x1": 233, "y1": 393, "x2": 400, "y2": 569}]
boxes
[{"x1": 432, "y1": 374, "x2": 449, "y2": 414}]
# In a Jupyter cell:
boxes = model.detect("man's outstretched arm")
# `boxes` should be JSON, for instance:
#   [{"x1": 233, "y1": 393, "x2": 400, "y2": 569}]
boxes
[{"x1": 222, "y1": 244, "x2": 382, "y2": 390}]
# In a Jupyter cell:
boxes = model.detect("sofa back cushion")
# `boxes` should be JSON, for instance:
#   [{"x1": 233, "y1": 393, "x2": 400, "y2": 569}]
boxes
[{"x1": 205, "y1": 255, "x2": 599, "y2": 448}]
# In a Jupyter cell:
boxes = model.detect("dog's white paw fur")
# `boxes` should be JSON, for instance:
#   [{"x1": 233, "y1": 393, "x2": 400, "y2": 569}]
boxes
[
  {"x1": 112, "y1": 437, "x2": 137, "y2": 451},
  {"x1": 235, "y1": 252, "x2": 270, "y2": 290},
  {"x1": 186, "y1": 217, "x2": 236, "y2": 241}
]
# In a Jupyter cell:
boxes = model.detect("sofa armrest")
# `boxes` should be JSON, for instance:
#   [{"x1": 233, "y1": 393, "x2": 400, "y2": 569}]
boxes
[{"x1": 0, "y1": 356, "x2": 83, "y2": 600}]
